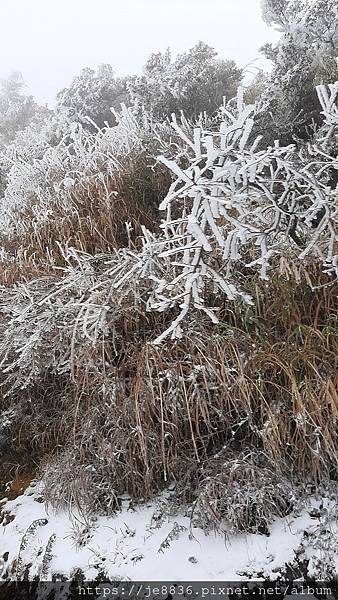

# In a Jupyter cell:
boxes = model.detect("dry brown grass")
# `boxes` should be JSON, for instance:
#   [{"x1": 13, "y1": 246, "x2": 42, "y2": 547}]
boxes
[
  {"x1": 1, "y1": 258, "x2": 335, "y2": 531},
  {"x1": 0, "y1": 152, "x2": 171, "y2": 287}
]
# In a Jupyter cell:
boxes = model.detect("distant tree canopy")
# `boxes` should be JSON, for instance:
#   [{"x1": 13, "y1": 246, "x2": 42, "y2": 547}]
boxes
[
  {"x1": 2, "y1": 3, "x2": 337, "y2": 147},
  {"x1": 0, "y1": 71, "x2": 49, "y2": 146},
  {"x1": 56, "y1": 64, "x2": 129, "y2": 130},
  {"x1": 128, "y1": 41, "x2": 242, "y2": 120},
  {"x1": 56, "y1": 43, "x2": 242, "y2": 129}
]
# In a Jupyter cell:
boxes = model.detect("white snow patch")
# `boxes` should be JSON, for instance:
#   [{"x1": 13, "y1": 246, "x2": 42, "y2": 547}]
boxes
[{"x1": 0, "y1": 482, "x2": 336, "y2": 581}]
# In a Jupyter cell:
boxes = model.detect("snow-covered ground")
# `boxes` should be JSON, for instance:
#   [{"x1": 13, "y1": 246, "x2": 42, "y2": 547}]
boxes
[{"x1": 0, "y1": 481, "x2": 337, "y2": 581}]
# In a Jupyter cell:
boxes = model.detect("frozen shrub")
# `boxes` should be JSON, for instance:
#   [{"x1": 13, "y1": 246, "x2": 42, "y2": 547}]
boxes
[
  {"x1": 0, "y1": 71, "x2": 336, "y2": 530},
  {"x1": 191, "y1": 450, "x2": 296, "y2": 534}
]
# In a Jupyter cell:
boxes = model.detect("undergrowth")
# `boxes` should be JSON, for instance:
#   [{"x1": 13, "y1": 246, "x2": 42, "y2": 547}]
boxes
[
  {"x1": 0, "y1": 90, "x2": 336, "y2": 535},
  {"x1": 0, "y1": 259, "x2": 336, "y2": 532}
]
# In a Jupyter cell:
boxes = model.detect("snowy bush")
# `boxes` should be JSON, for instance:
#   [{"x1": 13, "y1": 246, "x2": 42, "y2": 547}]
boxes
[
  {"x1": 0, "y1": 60, "x2": 336, "y2": 529},
  {"x1": 143, "y1": 84, "x2": 337, "y2": 343},
  {"x1": 0, "y1": 81, "x2": 336, "y2": 376},
  {"x1": 192, "y1": 450, "x2": 295, "y2": 534},
  {"x1": 259, "y1": 0, "x2": 338, "y2": 143}
]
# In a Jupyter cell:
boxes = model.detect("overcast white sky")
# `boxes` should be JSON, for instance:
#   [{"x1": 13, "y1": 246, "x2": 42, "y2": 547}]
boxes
[{"x1": 0, "y1": 0, "x2": 279, "y2": 107}]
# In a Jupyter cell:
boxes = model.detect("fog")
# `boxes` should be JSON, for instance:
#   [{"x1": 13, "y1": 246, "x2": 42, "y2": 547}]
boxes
[{"x1": 0, "y1": 0, "x2": 279, "y2": 106}]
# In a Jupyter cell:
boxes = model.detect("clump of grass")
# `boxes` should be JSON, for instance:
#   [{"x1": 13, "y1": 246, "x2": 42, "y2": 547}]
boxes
[
  {"x1": 0, "y1": 109, "x2": 172, "y2": 287},
  {"x1": 190, "y1": 449, "x2": 295, "y2": 534}
]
